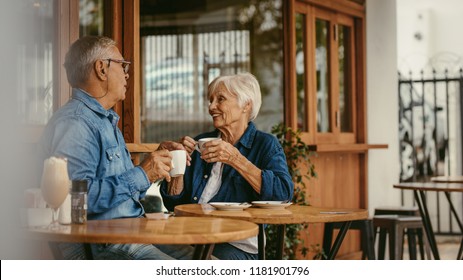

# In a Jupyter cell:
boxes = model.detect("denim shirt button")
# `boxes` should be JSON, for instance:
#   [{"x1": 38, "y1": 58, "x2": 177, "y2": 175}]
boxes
[
  {"x1": 193, "y1": 197, "x2": 198, "y2": 201},
  {"x1": 109, "y1": 156, "x2": 113, "y2": 160},
  {"x1": 204, "y1": 175, "x2": 208, "y2": 179}
]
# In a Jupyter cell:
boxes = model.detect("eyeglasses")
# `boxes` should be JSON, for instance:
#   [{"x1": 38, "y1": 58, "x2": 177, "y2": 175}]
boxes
[{"x1": 104, "y1": 58, "x2": 131, "y2": 74}]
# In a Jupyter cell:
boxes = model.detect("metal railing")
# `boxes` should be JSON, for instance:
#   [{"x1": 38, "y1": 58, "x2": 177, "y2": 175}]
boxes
[{"x1": 398, "y1": 69, "x2": 463, "y2": 235}]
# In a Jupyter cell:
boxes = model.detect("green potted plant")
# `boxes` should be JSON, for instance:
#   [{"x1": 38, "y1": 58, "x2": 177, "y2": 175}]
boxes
[{"x1": 265, "y1": 123, "x2": 317, "y2": 259}]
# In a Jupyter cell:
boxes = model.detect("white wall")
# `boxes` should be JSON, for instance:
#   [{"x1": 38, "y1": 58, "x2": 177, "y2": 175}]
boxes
[
  {"x1": 397, "y1": 0, "x2": 463, "y2": 75},
  {"x1": 366, "y1": 0, "x2": 401, "y2": 213}
]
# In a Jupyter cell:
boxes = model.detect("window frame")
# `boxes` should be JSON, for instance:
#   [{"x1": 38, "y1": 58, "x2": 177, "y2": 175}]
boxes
[{"x1": 291, "y1": 1, "x2": 360, "y2": 145}]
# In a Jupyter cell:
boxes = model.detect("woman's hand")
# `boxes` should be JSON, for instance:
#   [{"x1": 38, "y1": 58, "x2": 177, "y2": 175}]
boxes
[
  {"x1": 179, "y1": 136, "x2": 196, "y2": 155},
  {"x1": 200, "y1": 139, "x2": 241, "y2": 166},
  {"x1": 202, "y1": 139, "x2": 263, "y2": 194}
]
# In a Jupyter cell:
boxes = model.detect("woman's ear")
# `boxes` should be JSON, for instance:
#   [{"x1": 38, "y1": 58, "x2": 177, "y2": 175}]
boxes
[{"x1": 244, "y1": 102, "x2": 251, "y2": 112}]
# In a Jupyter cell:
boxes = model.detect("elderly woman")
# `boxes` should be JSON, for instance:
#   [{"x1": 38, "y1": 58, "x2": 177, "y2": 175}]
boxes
[{"x1": 160, "y1": 72, "x2": 293, "y2": 260}]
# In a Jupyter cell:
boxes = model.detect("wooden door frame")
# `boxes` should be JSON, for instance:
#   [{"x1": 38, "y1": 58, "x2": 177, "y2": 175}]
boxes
[
  {"x1": 54, "y1": 1, "x2": 79, "y2": 110},
  {"x1": 103, "y1": 0, "x2": 140, "y2": 144}
]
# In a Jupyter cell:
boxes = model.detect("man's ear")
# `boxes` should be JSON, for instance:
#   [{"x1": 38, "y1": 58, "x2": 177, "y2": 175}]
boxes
[{"x1": 95, "y1": 60, "x2": 107, "y2": 80}]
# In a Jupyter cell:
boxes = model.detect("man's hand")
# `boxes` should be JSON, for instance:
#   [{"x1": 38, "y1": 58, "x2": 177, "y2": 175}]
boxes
[
  {"x1": 139, "y1": 149, "x2": 173, "y2": 183},
  {"x1": 158, "y1": 141, "x2": 183, "y2": 151}
]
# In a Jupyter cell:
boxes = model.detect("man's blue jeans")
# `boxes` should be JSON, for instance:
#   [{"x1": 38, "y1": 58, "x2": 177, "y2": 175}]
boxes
[{"x1": 58, "y1": 243, "x2": 195, "y2": 260}]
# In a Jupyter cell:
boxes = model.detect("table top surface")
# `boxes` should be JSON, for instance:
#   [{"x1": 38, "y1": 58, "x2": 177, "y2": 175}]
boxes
[
  {"x1": 393, "y1": 181, "x2": 463, "y2": 192},
  {"x1": 174, "y1": 204, "x2": 369, "y2": 224},
  {"x1": 430, "y1": 176, "x2": 463, "y2": 183},
  {"x1": 26, "y1": 216, "x2": 258, "y2": 245}
]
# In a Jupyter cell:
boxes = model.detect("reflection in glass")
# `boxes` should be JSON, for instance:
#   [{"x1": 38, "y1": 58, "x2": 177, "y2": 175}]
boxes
[
  {"x1": 17, "y1": 0, "x2": 54, "y2": 125},
  {"x1": 140, "y1": 0, "x2": 284, "y2": 142},
  {"x1": 295, "y1": 13, "x2": 307, "y2": 131},
  {"x1": 79, "y1": 0, "x2": 104, "y2": 37},
  {"x1": 316, "y1": 19, "x2": 330, "y2": 132},
  {"x1": 338, "y1": 25, "x2": 352, "y2": 132}
]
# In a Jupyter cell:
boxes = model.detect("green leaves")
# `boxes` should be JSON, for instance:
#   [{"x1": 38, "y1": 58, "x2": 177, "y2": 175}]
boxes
[{"x1": 265, "y1": 123, "x2": 317, "y2": 259}]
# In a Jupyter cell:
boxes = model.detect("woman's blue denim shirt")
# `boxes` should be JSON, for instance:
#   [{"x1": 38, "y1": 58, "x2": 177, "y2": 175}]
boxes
[
  {"x1": 160, "y1": 122, "x2": 294, "y2": 210},
  {"x1": 39, "y1": 88, "x2": 151, "y2": 220}
]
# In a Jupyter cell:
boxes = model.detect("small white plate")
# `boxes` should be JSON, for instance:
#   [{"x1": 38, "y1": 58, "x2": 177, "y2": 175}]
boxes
[
  {"x1": 209, "y1": 202, "x2": 252, "y2": 211},
  {"x1": 251, "y1": 201, "x2": 292, "y2": 209},
  {"x1": 145, "y1": 212, "x2": 173, "y2": 220}
]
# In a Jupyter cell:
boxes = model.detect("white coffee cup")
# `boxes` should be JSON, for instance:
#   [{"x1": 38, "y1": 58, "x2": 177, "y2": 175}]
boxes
[
  {"x1": 195, "y1": 137, "x2": 221, "y2": 153},
  {"x1": 169, "y1": 150, "x2": 187, "y2": 177}
]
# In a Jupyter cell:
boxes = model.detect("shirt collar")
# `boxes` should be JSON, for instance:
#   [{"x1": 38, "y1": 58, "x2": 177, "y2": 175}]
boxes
[
  {"x1": 72, "y1": 88, "x2": 120, "y2": 125},
  {"x1": 237, "y1": 122, "x2": 256, "y2": 149}
]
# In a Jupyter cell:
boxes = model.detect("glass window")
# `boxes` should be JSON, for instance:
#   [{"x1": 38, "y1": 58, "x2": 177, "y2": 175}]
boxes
[
  {"x1": 295, "y1": 13, "x2": 307, "y2": 131},
  {"x1": 16, "y1": 0, "x2": 104, "y2": 127},
  {"x1": 338, "y1": 24, "x2": 352, "y2": 132},
  {"x1": 315, "y1": 19, "x2": 331, "y2": 133},
  {"x1": 140, "y1": 0, "x2": 284, "y2": 142},
  {"x1": 17, "y1": 0, "x2": 55, "y2": 125},
  {"x1": 79, "y1": 0, "x2": 104, "y2": 37}
]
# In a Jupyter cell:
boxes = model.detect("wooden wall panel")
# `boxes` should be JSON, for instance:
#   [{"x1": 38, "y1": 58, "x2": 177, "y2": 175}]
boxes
[{"x1": 297, "y1": 152, "x2": 363, "y2": 259}]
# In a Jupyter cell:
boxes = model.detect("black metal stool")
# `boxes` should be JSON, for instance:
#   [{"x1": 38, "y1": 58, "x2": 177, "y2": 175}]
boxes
[
  {"x1": 374, "y1": 206, "x2": 428, "y2": 259},
  {"x1": 323, "y1": 219, "x2": 376, "y2": 260},
  {"x1": 374, "y1": 206, "x2": 419, "y2": 216},
  {"x1": 373, "y1": 215, "x2": 431, "y2": 259}
]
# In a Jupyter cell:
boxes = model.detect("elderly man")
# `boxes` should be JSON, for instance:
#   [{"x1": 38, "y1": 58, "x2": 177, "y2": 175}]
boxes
[{"x1": 38, "y1": 36, "x2": 193, "y2": 259}]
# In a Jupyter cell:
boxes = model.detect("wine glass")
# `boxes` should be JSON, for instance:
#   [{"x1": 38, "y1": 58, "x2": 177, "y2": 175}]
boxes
[{"x1": 40, "y1": 157, "x2": 70, "y2": 229}]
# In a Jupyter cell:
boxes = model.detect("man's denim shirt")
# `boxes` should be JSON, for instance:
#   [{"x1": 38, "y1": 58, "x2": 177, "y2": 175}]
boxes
[
  {"x1": 39, "y1": 88, "x2": 151, "y2": 220},
  {"x1": 160, "y1": 122, "x2": 294, "y2": 210}
]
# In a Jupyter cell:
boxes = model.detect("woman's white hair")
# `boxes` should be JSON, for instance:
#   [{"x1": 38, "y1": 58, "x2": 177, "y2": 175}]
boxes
[{"x1": 207, "y1": 72, "x2": 262, "y2": 121}]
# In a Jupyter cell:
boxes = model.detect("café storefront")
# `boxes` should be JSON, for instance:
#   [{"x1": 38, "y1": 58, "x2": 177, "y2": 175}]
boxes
[{"x1": 19, "y1": 0, "x2": 374, "y2": 259}]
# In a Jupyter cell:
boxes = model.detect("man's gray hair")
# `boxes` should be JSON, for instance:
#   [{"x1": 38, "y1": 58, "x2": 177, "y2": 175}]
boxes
[
  {"x1": 207, "y1": 72, "x2": 262, "y2": 121},
  {"x1": 64, "y1": 36, "x2": 116, "y2": 87}
]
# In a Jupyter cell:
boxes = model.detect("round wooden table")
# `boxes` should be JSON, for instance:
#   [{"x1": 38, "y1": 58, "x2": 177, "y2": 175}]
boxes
[
  {"x1": 175, "y1": 204, "x2": 369, "y2": 259},
  {"x1": 27, "y1": 216, "x2": 258, "y2": 259}
]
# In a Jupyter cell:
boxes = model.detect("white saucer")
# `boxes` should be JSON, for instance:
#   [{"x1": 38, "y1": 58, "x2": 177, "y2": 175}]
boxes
[
  {"x1": 209, "y1": 202, "x2": 252, "y2": 211},
  {"x1": 251, "y1": 201, "x2": 292, "y2": 209}
]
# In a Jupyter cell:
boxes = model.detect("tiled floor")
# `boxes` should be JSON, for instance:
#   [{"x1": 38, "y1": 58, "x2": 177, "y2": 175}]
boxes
[{"x1": 402, "y1": 236, "x2": 461, "y2": 260}]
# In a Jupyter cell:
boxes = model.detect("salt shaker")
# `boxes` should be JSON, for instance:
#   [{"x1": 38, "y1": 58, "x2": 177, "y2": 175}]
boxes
[{"x1": 71, "y1": 180, "x2": 88, "y2": 224}]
